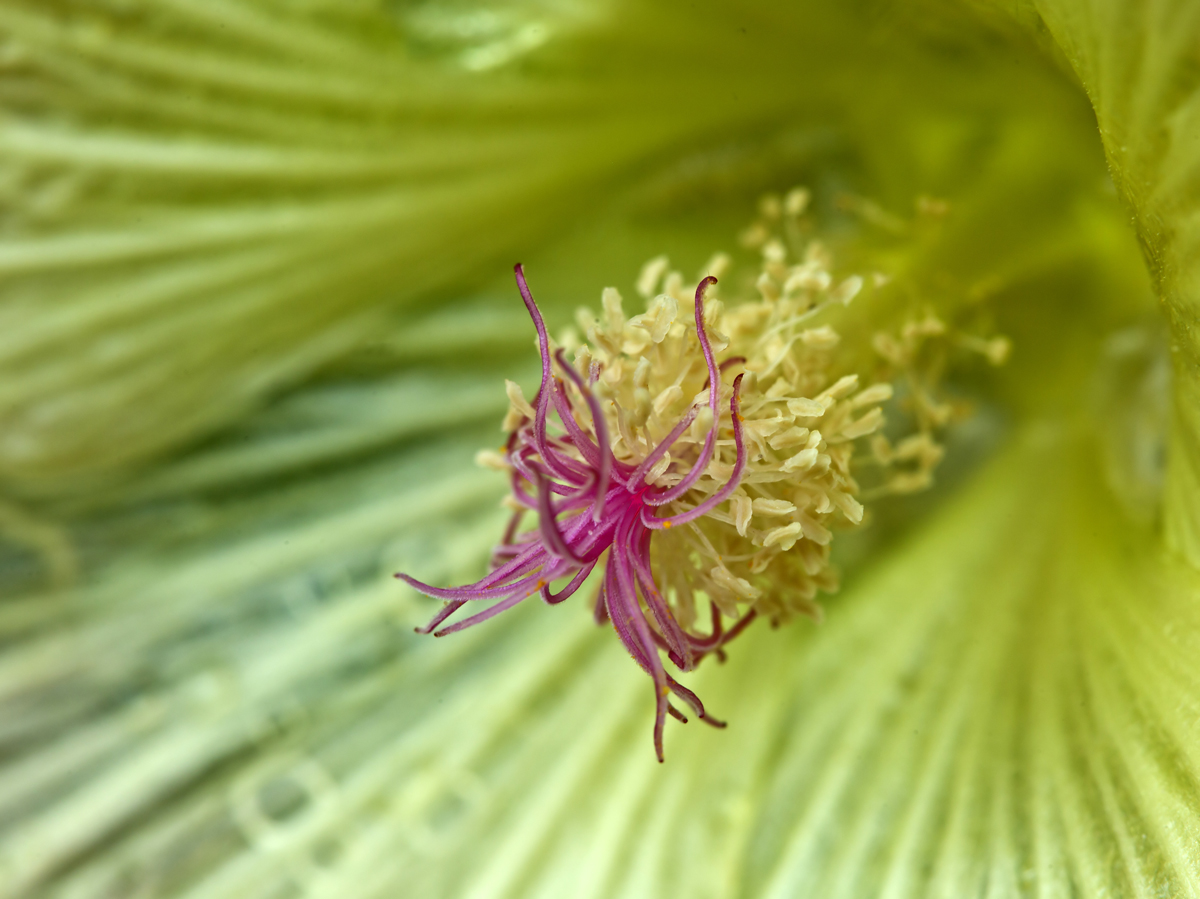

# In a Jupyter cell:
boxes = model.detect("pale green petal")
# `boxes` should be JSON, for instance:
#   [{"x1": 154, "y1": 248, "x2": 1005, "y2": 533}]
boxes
[
  {"x1": 3, "y1": 2, "x2": 1198, "y2": 898},
  {"x1": 13, "y1": 420, "x2": 1198, "y2": 897},
  {"x1": 0, "y1": 0, "x2": 599, "y2": 490},
  {"x1": 0, "y1": 0, "x2": 1134, "y2": 496},
  {"x1": 0, "y1": 441, "x2": 507, "y2": 894},
  {"x1": 0, "y1": 0, "x2": 821, "y2": 492},
  {"x1": 384, "y1": 427, "x2": 1198, "y2": 898},
  {"x1": 983, "y1": 0, "x2": 1200, "y2": 563}
]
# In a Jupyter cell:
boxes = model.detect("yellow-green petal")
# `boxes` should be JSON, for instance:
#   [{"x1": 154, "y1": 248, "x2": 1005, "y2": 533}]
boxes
[
  {"x1": 391, "y1": 427, "x2": 1200, "y2": 897},
  {"x1": 2, "y1": 2, "x2": 1198, "y2": 897},
  {"x1": 984, "y1": 0, "x2": 1200, "y2": 565},
  {"x1": 16, "y1": 419, "x2": 1198, "y2": 896}
]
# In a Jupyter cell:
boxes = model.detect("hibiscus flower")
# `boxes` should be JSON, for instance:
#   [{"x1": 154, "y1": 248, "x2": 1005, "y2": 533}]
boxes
[{"x1": 0, "y1": 2, "x2": 1198, "y2": 897}]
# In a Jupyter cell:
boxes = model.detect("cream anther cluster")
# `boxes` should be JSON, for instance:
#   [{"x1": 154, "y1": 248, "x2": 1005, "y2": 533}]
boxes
[{"x1": 552, "y1": 195, "x2": 899, "y2": 627}]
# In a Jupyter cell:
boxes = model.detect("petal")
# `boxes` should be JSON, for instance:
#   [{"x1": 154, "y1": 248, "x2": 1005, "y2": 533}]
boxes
[
  {"x1": 0, "y1": 0, "x2": 914, "y2": 493},
  {"x1": 0, "y1": 0, "x2": 1127, "y2": 495},
  {"x1": 386, "y1": 426, "x2": 1200, "y2": 898},
  {"x1": 0, "y1": 1, "x2": 691, "y2": 488},
  {"x1": 13, "y1": 421, "x2": 1199, "y2": 897},
  {"x1": 995, "y1": 0, "x2": 1200, "y2": 564},
  {"x1": 359, "y1": 428, "x2": 1200, "y2": 898}
]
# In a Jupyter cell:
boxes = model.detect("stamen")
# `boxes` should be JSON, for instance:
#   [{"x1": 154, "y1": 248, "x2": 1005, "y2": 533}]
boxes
[{"x1": 397, "y1": 188, "x2": 1005, "y2": 760}]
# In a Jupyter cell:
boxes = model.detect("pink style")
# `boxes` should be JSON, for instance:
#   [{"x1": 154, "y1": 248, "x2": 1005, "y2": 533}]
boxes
[{"x1": 397, "y1": 265, "x2": 755, "y2": 761}]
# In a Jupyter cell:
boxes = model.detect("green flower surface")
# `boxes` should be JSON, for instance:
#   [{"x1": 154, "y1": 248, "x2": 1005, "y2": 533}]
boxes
[{"x1": 1, "y1": 1, "x2": 1199, "y2": 896}]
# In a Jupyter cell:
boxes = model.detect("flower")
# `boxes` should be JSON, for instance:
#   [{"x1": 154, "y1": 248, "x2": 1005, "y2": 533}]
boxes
[
  {"x1": 398, "y1": 240, "x2": 966, "y2": 760},
  {"x1": 2, "y1": 2, "x2": 1200, "y2": 898},
  {"x1": 401, "y1": 268, "x2": 752, "y2": 761}
]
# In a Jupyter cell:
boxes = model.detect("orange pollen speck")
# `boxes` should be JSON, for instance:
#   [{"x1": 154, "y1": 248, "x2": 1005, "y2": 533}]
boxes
[{"x1": 662, "y1": 521, "x2": 672, "y2": 529}]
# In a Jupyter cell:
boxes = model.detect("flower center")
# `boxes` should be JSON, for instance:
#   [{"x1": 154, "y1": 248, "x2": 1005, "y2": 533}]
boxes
[{"x1": 398, "y1": 189, "x2": 1008, "y2": 760}]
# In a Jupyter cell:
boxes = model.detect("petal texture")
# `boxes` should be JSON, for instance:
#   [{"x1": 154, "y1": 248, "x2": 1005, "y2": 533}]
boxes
[
  {"x1": 997, "y1": 0, "x2": 1200, "y2": 565},
  {"x1": 8, "y1": 420, "x2": 1199, "y2": 898},
  {"x1": 0, "y1": 0, "x2": 918, "y2": 495},
  {"x1": 381, "y1": 426, "x2": 1200, "y2": 898}
]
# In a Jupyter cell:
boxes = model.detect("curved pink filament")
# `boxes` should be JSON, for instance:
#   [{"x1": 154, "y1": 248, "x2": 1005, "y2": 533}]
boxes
[
  {"x1": 401, "y1": 270, "x2": 766, "y2": 762},
  {"x1": 514, "y1": 264, "x2": 577, "y2": 484},
  {"x1": 433, "y1": 584, "x2": 540, "y2": 636},
  {"x1": 629, "y1": 404, "x2": 700, "y2": 489},
  {"x1": 541, "y1": 560, "x2": 598, "y2": 605},
  {"x1": 645, "y1": 276, "x2": 722, "y2": 505},
  {"x1": 644, "y1": 373, "x2": 746, "y2": 529},
  {"x1": 553, "y1": 349, "x2": 613, "y2": 521}
]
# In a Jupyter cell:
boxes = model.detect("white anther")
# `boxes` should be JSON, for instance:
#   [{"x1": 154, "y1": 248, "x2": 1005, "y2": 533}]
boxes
[
  {"x1": 704, "y1": 298, "x2": 725, "y2": 327},
  {"x1": 505, "y1": 380, "x2": 535, "y2": 419},
  {"x1": 632, "y1": 387, "x2": 652, "y2": 427},
  {"x1": 890, "y1": 471, "x2": 934, "y2": 494},
  {"x1": 637, "y1": 255, "x2": 669, "y2": 299},
  {"x1": 740, "y1": 222, "x2": 769, "y2": 248},
  {"x1": 653, "y1": 385, "x2": 683, "y2": 416},
  {"x1": 575, "y1": 308, "x2": 598, "y2": 335},
  {"x1": 475, "y1": 449, "x2": 509, "y2": 471},
  {"x1": 765, "y1": 377, "x2": 791, "y2": 399},
  {"x1": 852, "y1": 383, "x2": 894, "y2": 407},
  {"x1": 759, "y1": 194, "x2": 783, "y2": 221},
  {"x1": 664, "y1": 270, "x2": 687, "y2": 300},
  {"x1": 572, "y1": 345, "x2": 593, "y2": 377},
  {"x1": 831, "y1": 275, "x2": 863, "y2": 305},
  {"x1": 731, "y1": 494, "x2": 752, "y2": 536},
  {"x1": 783, "y1": 265, "x2": 831, "y2": 295},
  {"x1": 752, "y1": 498, "x2": 796, "y2": 517},
  {"x1": 800, "y1": 326, "x2": 840, "y2": 349},
  {"x1": 804, "y1": 241, "x2": 832, "y2": 268},
  {"x1": 756, "y1": 271, "x2": 780, "y2": 302},
  {"x1": 645, "y1": 453, "x2": 672, "y2": 484},
  {"x1": 707, "y1": 327, "x2": 730, "y2": 352},
  {"x1": 787, "y1": 397, "x2": 826, "y2": 418},
  {"x1": 699, "y1": 252, "x2": 732, "y2": 282},
  {"x1": 557, "y1": 326, "x2": 580, "y2": 352},
  {"x1": 782, "y1": 447, "x2": 819, "y2": 473},
  {"x1": 633, "y1": 356, "x2": 651, "y2": 390},
  {"x1": 769, "y1": 426, "x2": 810, "y2": 450},
  {"x1": 798, "y1": 514, "x2": 832, "y2": 545},
  {"x1": 502, "y1": 407, "x2": 524, "y2": 432},
  {"x1": 762, "y1": 522, "x2": 803, "y2": 550},
  {"x1": 746, "y1": 416, "x2": 788, "y2": 438},
  {"x1": 986, "y1": 336, "x2": 1012, "y2": 365},
  {"x1": 797, "y1": 541, "x2": 825, "y2": 576},
  {"x1": 829, "y1": 491, "x2": 864, "y2": 524},
  {"x1": 710, "y1": 566, "x2": 761, "y2": 600},
  {"x1": 842, "y1": 407, "x2": 884, "y2": 439},
  {"x1": 784, "y1": 187, "x2": 811, "y2": 216},
  {"x1": 602, "y1": 287, "x2": 625, "y2": 331},
  {"x1": 648, "y1": 294, "x2": 678, "y2": 342},
  {"x1": 819, "y1": 374, "x2": 859, "y2": 401},
  {"x1": 894, "y1": 432, "x2": 936, "y2": 460}
]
